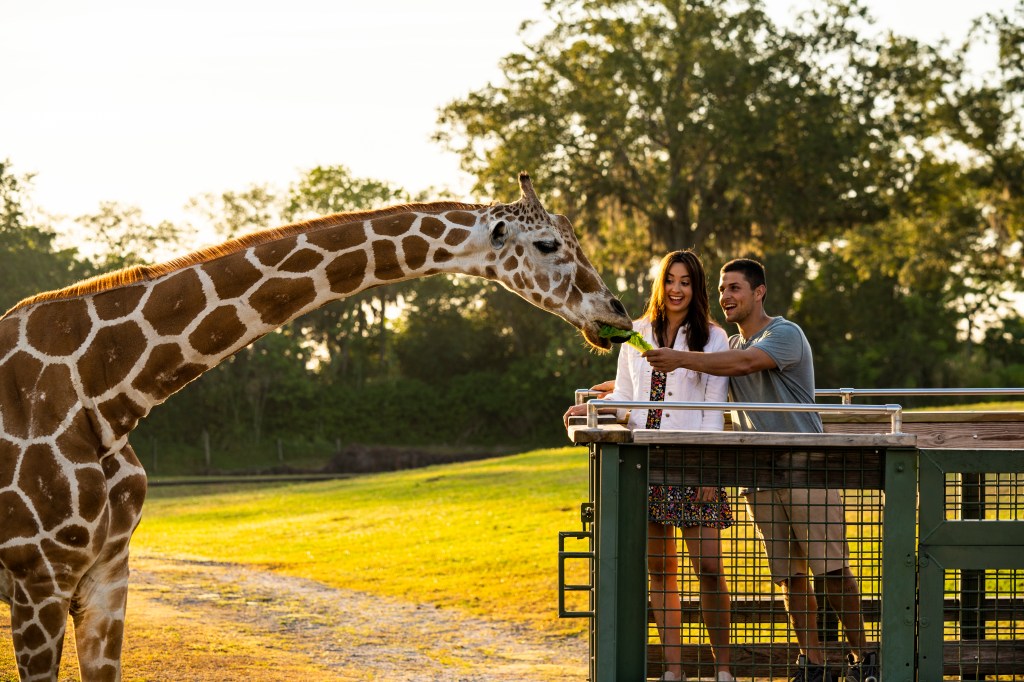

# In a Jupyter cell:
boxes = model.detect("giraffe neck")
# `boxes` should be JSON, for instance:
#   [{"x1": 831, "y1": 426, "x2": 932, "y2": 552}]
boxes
[{"x1": 2, "y1": 204, "x2": 491, "y2": 454}]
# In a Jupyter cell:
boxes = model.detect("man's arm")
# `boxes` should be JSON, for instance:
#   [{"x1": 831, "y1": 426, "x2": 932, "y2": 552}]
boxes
[{"x1": 643, "y1": 346, "x2": 776, "y2": 376}]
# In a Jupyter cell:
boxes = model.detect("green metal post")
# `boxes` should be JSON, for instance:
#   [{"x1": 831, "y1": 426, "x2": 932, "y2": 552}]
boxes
[
  {"x1": 917, "y1": 448, "x2": 947, "y2": 682},
  {"x1": 594, "y1": 444, "x2": 649, "y2": 682},
  {"x1": 881, "y1": 447, "x2": 919, "y2": 682}
]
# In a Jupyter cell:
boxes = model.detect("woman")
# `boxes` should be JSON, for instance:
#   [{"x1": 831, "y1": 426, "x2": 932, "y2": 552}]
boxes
[{"x1": 565, "y1": 250, "x2": 734, "y2": 682}]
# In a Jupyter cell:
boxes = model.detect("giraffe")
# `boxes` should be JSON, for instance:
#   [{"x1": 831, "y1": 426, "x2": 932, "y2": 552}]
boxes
[{"x1": 0, "y1": 172, "x2": 631, "y2": 680}]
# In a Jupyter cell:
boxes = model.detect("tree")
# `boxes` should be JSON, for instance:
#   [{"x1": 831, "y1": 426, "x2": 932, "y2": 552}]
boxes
[
  {"x1": 0, "y1": 160, "x2": 86, "y2": 311},
  {"x1": 435, "y1": 0, "x2": 941, "y2": 274},
  {"x1": 187, "y1": 184, "x2": 284, "y2": 240},
  {"x1": 73, "y1": 202, "x2": 184, "y2": 270}
]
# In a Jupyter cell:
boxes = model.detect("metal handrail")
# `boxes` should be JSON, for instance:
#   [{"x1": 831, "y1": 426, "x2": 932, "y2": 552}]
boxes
[
  {"x1": 584, "y1": 399, "x2": 904, "y2": 434},
  {"x1": 817, "y1": 387, "x2": 1024, "y2": 404},
  {"x1": 578, "y1": 387, "x2": 1024, "y2": 405}
]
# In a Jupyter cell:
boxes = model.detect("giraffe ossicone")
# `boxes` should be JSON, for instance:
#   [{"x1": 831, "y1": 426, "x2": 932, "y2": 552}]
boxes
[{"x1": 0, "y1": 172, "x2": 631, "y2": 681}]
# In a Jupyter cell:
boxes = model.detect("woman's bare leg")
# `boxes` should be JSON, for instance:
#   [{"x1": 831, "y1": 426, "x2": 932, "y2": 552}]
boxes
[
  {"x1": 649, "y1": 522, "x2": 683, "y2": 678},
  {"x1": 682, "y1": 526, "x2": 732, "y2": 676}
]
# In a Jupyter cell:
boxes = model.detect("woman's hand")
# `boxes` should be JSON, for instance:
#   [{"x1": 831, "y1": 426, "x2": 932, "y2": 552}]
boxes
[
  {"x1": 563, "y1": 403, "x2": 589, "y2": 427},
  {"x1": 564, "y1": 379, "x2": 615, "y2": 426}
]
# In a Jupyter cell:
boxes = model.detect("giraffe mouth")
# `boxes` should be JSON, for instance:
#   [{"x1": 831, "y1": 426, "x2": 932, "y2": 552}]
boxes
[{"x1": 583, "y1": 324, "x2": 615, "y2": 352}]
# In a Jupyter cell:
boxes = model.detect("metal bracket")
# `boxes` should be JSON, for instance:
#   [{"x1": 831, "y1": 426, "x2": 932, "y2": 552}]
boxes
[{"x1": 557, "y1": 528, "x2": 594, "y2": 618}]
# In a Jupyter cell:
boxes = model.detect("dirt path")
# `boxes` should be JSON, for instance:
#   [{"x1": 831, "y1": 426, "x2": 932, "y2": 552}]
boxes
[{"x1": 3, "y1": 555, "x2": 588, "y2": 681}]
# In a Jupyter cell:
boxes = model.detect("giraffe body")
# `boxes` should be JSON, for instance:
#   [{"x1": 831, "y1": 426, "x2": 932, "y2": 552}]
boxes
[{"x1": 0, "y1": 174, "x2": 630, "y2": 680}]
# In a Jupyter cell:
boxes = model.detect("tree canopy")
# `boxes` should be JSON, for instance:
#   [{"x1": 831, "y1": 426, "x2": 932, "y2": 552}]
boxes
[{"x1": 2, "y1": 1, "x2": 1022, "y2": 470}]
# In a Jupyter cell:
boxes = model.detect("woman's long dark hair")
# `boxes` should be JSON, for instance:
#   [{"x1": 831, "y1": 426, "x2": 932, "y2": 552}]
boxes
[{"x1": 642, "y1": 249, "x2": 712, "y2": 351}]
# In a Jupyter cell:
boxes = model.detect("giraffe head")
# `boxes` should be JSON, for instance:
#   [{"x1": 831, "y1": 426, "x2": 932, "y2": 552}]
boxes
[{"x1": 483, "y1": 173, "x2": 631, "y2": 350}]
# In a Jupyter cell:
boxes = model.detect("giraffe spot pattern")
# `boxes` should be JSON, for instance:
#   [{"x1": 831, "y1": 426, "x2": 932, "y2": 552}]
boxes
[
  {"x1": 279, "y1": 248, "x2": 325, "y2": 273},
  {"x1": 567, "y1": 286, "x2": 583, "y2": 311},
  {"x1": 372, "y1": 240, "x2": 404, "y2": 281},
  {"x1": 0, "y1": 438, "x2": 17, "y2": 488},
  {"x1": 326, "y1": 250, "x2": 369, "y2": 294},
  {"x1": 201, "y1": 252, "x2": 263, "y2": 300},
  {"x1": 38, "y1": 542, "x2": 91, "y2": 594},
  {"x1": 307, "y1": 223, "x2": 366, "y2": 252},
  {"x1": 0, "y1": 319, "x2": 17, "y2": 361},
  {"x1": 444, "y1": 228, "x2": 470, "y2": 246},
  {"x1": 132, "y1": 344, "x2": 206, "y2": 398},
  {"x1": 419, "y1": 216, "x2": 445, "y2": 239},
  {"x1": 27, "y1": 364, "x2": 77, "y2": 440},
  {"x1": 189, "y1": 305, "x2": 248, "y2": 356},
  {"x1": 17, "y1": 444, "x2": 72, "y2": 530},
  {"x1": 74, "y1": 468, "x2": 108, "y2": 523},
  {"x1": 249, "y1": 277, "x2": 318, "y2": 326},
  {"x1": 0, "y1": 351, "x2": 42, "y2": 439},
  {"x1": 92, "y1": 285, "x2": 146, "y2": 321},
  {"x1": 76, "y1": 322, "x2": 148, "y2": 399},
  {"x1": 97, "y1": 395, "x2": 147, "y2": 439},
  {"x1": 106, "y1": 476, "x2": 146, "y2": 536},
  {"x1": 54, "y1": 410, "x2": 104, "y2": 465},
  {"x1": 253, "y1": 235, "x2": 298, "y2": 267},
  {"x1": 575, "y1": 265, "x2": 603, "y2": 294},
  {"x1": 443, "y1": 210, "x2": 476, "y2": 227},
  {"x1": 433, "y1": 248, "x2": 454, "y2": 263},
  {"x1": 401, "y1": 235, "x2": 429, "y2": 271},
  {"x1": 372, "y1": 213, "x2": 416, "y2": 237},
  {"x1": 21, "y1": 623, "x2": 48, "y2": 651},
  {"x1": 26, "y1": 300, "x2": 91, "y2": 357},
  {"x1": 55, "y1": 525, "x2": 91, "y2": 548},
  {"x1": 142, "y1": 270, "x2": 207, "y2": 336}
]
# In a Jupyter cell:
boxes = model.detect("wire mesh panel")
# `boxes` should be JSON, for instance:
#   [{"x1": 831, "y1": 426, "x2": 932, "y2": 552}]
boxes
[
  {"x1": 941, "y1": 568, "x2": 1024, "y2": 680},
  {"x1": 940, "y1": 471, "x2": 1024, "y2": 680},
  {"x1": 920, "y1": 451, "x2": 1024, "y2": 681},
  {"x1": 645, "y1": 445, "x2": 886, "y2": 681}
]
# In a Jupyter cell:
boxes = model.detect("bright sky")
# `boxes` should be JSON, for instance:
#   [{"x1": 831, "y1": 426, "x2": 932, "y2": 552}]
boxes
[{"x1": 1, "y1": 0, "x2": 1017, "y2": 231}]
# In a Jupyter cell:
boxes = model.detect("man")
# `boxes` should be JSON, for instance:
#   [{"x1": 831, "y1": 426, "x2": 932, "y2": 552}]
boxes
[{"x1": 644, "y1": 258, "x2": 879, "y2": 682}]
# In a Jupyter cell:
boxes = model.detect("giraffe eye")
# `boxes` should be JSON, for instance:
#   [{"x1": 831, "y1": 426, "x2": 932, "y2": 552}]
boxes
[{"x1": 533, "y1": 240, "x2": 559, "y2": 254}]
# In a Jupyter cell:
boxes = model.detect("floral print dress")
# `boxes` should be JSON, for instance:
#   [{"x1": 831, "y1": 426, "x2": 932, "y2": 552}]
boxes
[{"x1": 646, "y1": 369, "x2": 733, "y2": 529}]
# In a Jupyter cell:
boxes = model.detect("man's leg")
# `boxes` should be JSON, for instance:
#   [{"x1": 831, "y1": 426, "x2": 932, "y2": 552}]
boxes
[
  {"x1": 781, "y1": 573, "x2": 826, "y2": 665},
  {"x1": 746, "y1": 490, "x2": 833, "y2": 678},
  {"x1": 821, "y1": 568, "x2": 868, "y2": 654}
]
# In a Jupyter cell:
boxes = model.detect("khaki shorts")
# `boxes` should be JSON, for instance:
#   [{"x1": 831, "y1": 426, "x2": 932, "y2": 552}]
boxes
[{"x1": 744, "y1": 488, "x2": 850, "y2": 585}]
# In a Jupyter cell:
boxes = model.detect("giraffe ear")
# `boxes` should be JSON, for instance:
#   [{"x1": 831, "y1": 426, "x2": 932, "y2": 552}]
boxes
[{"x1": 489, "y1": 220, "x2": 508, "y2": 249}]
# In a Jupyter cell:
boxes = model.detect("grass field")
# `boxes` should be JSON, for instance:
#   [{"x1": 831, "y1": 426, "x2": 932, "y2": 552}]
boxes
[
  {"x1": 135, "y1": 445, "x2": 594, "y2": 638},
  {"x1": 3, "y1": 402, "x2": 1020, "y2": 678}
]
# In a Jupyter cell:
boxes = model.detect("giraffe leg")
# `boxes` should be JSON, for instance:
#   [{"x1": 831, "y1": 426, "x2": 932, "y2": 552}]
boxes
[
  {"x1": 8, "y1": 573, "x2": 72, "y2": 682},
  {"x1": 71, "y1": 444, "x2": 147, "y2": 682},
  {"x1": 70, "y1": 560, "x2": 130, "y2": 682}
]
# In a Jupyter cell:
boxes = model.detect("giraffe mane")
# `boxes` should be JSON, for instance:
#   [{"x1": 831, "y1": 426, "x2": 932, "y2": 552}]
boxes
[{"x1": 5, "y1": 200, "x2": 484, "y2": 316}]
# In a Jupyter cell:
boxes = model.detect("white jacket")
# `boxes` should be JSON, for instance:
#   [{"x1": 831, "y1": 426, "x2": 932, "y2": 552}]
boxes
[{"x1": 605, "y1": 318, "x2": 729, "y2": 431}]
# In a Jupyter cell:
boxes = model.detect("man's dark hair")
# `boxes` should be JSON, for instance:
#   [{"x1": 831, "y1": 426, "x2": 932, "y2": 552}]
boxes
[{"x1": 721, "y1": 258, "x2": 766, "y2": 290}]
